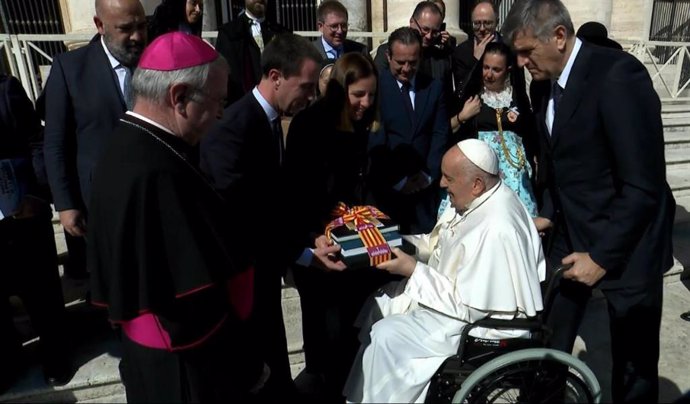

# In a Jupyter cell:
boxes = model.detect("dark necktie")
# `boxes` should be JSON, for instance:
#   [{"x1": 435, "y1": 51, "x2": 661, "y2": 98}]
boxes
[
  {"x1": 272, "y1": 117, "x2": 284, "y2": 166},
  {"x1": 123, "y1": 67, "x2": 133, "y2": 110},
  {"x1": 400, "y1": 82, "x2": 416, "y2": 127},
  {"x1": 552, "y1": 81, "x2": 563, "y2": 116}
]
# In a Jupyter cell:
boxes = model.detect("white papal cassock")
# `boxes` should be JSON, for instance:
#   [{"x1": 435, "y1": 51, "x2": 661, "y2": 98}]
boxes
[{"x1": 344, "y1": 181, "x2": 546, "y2": 403}]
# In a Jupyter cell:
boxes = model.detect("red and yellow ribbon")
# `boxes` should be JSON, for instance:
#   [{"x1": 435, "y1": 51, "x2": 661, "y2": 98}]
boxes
[{"x1": 325, "y1": 203, "x2": 392, "y2": 266}]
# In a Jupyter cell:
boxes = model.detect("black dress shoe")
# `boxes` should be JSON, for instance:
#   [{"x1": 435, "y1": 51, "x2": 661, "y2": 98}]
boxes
[{"x1": 43, "y1": 361, "x2": 74, "y2": 387}]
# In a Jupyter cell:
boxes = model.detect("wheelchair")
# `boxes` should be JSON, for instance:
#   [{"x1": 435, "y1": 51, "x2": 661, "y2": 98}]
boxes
[{"x1": 424, "y1": 266, "x2": 602, "y2": 403}]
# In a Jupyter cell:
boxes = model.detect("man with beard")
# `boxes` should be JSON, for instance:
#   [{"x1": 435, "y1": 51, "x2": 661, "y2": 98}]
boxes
[
  {"x1": 88, "y1": 32, "x2": 267, "y2": 402},
  {"x1": 215, "y1": 0, "x2": 290, "y2": 105},
  {"x1": 44, "y1": 0, "x2": 147, "y2": 250}
]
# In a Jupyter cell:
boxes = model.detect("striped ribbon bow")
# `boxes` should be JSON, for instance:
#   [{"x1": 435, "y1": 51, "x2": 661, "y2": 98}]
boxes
[{"x1": 325, "y1": 203, "x2": 392, "y2": 266}]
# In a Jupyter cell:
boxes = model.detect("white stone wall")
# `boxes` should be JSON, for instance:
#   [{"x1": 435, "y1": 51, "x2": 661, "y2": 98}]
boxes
[
  {"x1": 610, "y1": 0, "x2": 652, "y2": 41},
  {"x1": 562, "y1": 0, "x2": 613, "y2": 33},
  {"x1": 57, "y1": 0, "x2": 652, "y2": 43},
  {"x1": 562, "y1": 0, "x2": 651, "y2": 41}
]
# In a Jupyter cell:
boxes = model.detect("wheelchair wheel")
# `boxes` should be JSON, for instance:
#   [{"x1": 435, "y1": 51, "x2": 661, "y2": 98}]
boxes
[{"x1": 451, "y1": 348, "x2": 601, "y2": 404}]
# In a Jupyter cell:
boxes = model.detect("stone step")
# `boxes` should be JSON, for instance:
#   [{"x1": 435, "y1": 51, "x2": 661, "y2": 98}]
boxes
[
  {"x1": 0, "y1": 285, "x2": 306, "y2": 404},
  {"x1": 665, "y1": 130, "x2": 690, "y2": 145},
  {"x1": 675, "y1": 195, "x2": 690, "y2": 224},
  {"x1": 282, "y1": 284, "x2": 305, "y2": 355},
  {"x1": 662, "y1": 103, "x2": 690, "y2": 113},
  {"x1": 663, "y1": 115, "x2": 690, "y2": 131},
  {"x1": 668, "y1": 166, "x2": 690, "y2": 194},
  {"x1": 664, "y1": 131, "x2": 690, "y2": 155},
  {"x1": 666, "y1": 148, "x2": 690, "y2": 165}
]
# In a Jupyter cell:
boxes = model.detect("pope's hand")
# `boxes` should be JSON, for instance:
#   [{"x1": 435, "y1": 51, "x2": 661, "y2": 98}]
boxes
[
  {"x1": 376, "y1": 248, "x2": 416, "y2": 277},
  {"x1": 562, "y1": 252, "x2": 606, "y2": 287}
]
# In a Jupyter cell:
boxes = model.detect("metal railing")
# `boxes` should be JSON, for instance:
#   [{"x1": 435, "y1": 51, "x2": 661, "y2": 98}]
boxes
[
  {"x1": 2, "y1": 32, "x2": 689, "y2": 103},
  {"x1": 621, "y1": 39, "x2": 690, "y2": 101}
]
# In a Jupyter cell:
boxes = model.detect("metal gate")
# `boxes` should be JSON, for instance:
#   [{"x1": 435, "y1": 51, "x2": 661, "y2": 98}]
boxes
[
  {"x1": 650, "y1": 0, "x2": 690, "y2": 89},
  {"x1": 218, "y1": 0, "x2": 317, "y2": 31},
  {"x1": 0, "y1": 0, "x2": 66, "y2": 76}
]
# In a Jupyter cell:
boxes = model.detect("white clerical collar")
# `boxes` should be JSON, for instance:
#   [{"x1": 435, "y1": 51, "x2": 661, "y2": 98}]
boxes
[
  {"x1": 553, "y1": 37, "x2": 582, "y2": 92},
  {"x1": 461, "y1": 180, "x2": 502, "y2": 217},
  {"x1": 252, "y1": 87, "x2": 280, "y2": 123},
  {"x1": 126, "y1": 111, "x2": 176, "y2": 136},
  {"x1": 101, "y1": 36, "x2": 123, "y2": 70},
  {"x1": 244, "y1": 9, "x2": 265, "y2": 24}
]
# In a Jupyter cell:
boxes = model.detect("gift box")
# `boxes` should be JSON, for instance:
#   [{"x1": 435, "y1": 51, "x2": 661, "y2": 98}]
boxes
[{"x1": 326, "y1": 203, "x2": 414, "y2": 269}]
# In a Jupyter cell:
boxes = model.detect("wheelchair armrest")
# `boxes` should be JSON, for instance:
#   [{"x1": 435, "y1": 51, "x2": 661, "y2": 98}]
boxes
[
  {"x1": 456, "y1": 317, "x2": 544, "y2": 361},
  {"x1": 471, "y1": 317, "x2": 543, "y2": 331}
]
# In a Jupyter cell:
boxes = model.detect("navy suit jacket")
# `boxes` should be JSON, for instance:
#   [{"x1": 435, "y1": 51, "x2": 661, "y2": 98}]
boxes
[
  {"x1": 370, "y1": 68, "x2": 450, "y2": 233},
  {"x1": 533, "y1": 42, "x2": 675, "y2": 288},
  {"x1": 44, "y1": 37, "x2": 126, "y2": 212},
  {"x1": 200, "y1": 91, "x2": 301, "y2": 268}
]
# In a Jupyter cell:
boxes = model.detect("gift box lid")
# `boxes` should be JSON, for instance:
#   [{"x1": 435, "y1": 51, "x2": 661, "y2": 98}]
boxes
[
  {"x1": 334, "y1": 230, "x2": 402, "y2": 252},
  {"x1": 339, "y1": 239, "x2": 416, "y2": 269},
  {"x1": 339, "y1": 237, "x2": 403, "y2": 258},
  {"x1": 330, "y1": 218, "x2": 399, "y2": 243}
]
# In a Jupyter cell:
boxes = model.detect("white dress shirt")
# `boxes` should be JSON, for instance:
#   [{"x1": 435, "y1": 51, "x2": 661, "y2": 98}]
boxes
[{"x1": 546, "y1": 37, "x2": 582, "y2": 134}]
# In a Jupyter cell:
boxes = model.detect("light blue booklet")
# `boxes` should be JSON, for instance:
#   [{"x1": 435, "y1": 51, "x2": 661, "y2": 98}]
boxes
[{"x1": 0, "y1": 158, "x2": 29, "y2": 219}]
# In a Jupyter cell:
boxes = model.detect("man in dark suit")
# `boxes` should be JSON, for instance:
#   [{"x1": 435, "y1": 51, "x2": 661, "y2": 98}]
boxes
[
  {"x1": 44, "y1": 0, "x2": 147, "y2": 241},
  {"x1": 200, "y1": 33, "x2": 344, "y2": 400},
  {"x1": 374, "y1": 2, "x2": 454, "y2": 116},
  {"x1": 370, "y1": 27, "x2": 450, "y2": 234},
  {"x1": 502, "y1": 1, "x2": 675, "y2": 402},
  {"x1": 312, "y1": 0, "x2": 367, "y2": 60},
  {"x1": 215, "y1": 0, "x2": 290, "y2": 105},
  {"x1": 0, "y1": 74, "x2": 71, "y2": 390},
  {"x1": 452, "y1": 0, "x2": 502, "y2": 99}
]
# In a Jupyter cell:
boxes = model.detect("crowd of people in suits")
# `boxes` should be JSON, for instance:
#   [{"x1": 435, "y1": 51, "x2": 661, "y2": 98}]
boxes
[{"x1": 0, "y1": 0, "x2": 677, "y2": 402}]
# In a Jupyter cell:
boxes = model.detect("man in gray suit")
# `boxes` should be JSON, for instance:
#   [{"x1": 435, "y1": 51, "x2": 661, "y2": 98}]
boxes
[{"x1": 313, "y1": 0, "x2": 367, "y2": 60}]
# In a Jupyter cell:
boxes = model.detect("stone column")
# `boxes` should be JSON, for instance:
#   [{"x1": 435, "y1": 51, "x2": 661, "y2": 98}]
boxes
[
  {"x1": 340, "y1": 0, "x2": 367, "y2": 31},
  {"x1": 203, "y1": 0, "x2": 218, "y2": 31},
  {"x1": 562, "y1": 0, "x2": 613, "y2": 32},
  {"x1": 384, "y1": 0, "x2": 467, "y2": 42},
  {"x1": 340, "y1": 0, "x2": 367, "y2": 46},
  {"x1": 610, "y1": 0, "x2": 653, "y2": 41},
  {"x1": 58, "y1": 0, "x2": 96, "y2": 50}
]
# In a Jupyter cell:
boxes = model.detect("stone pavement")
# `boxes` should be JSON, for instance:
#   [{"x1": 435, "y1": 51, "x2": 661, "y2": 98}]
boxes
[{"x1": 0, "y1": 217, "x2": 689, "y2": 403}]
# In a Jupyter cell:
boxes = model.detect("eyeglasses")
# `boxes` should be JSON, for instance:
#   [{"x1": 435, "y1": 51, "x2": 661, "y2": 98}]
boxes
[
  {"x1": 412, "y1": 17, "x2": 441, "y2": 38},
  {"x1": 472, "y1": 20, "x2": 496, "y2": 29},
  {"x1": 324, "y1": 22, "x2": 348, "y2": 32}
]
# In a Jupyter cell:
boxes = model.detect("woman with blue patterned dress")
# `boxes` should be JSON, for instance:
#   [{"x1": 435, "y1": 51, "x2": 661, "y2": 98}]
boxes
[{"x1": 443, "y1": 41, "x2": 538, "y2": 217}]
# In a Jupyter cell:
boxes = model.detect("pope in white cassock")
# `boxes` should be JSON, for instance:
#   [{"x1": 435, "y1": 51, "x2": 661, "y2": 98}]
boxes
[{"x1": 343, "y1": 139, "x2": 546, "y2": 403}]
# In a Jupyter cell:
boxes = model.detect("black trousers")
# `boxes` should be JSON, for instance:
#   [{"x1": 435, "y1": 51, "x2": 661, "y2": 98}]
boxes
[
  {"x1": 293, "y1": 265, "x2": 397, "y2": 401},
  {"x1": 120, "y1": 322, "x2": 262, "y2": 403},
  {"x1": 546, "y1": 234, "x2": 663, "y2": 403},
  {"x1": 0, "y1": 213, "x2": 66, "y2": 376},
  {"x1": 249, "y1": 264, "x2": 295, "y2": 400},
  {"x1": 63, "y1": 230, "x2": 87, "y2": 278}
]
